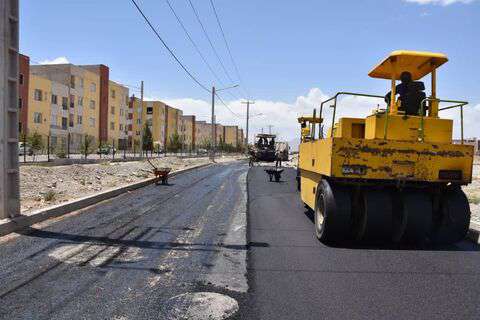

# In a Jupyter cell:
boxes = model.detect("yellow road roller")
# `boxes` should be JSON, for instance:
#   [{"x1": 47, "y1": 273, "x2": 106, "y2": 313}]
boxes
[{"x1": 298, "y1": 50, "x2": 473, "y2": 245}]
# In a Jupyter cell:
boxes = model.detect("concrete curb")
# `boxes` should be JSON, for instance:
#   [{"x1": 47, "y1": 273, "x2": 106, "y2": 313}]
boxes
[
  {"x1": 467, "y1": 222, "x2": 480, "y2": 244},
  {"x1": 0, "y1": 163, "x2": 212, "y2": 238}
]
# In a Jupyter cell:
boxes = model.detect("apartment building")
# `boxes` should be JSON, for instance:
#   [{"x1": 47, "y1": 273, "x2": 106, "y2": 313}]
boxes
[
  {"x1": 27, "y1": 74, "x2": 51, "y2": 138},
  {"x1": 130, "y1": 97, "x2": 170, "y2": 150},
  {"x1": 223, "y1": 125, "x2": 239, "y2": 147},
  {"x1": 29, "y1": 63, "x2": 101, "y2": 150},
  {"x1": 215, "y1": 124, "x2": 224, "y2": 145},
  {"x1": 164, "y1": 104, "x2": 182, "y2": 148},
  {"x1": 195, "y1": 121, "x2": 212, "y2": 147},
  {"x1": 180, "y1": 115, "x2": 196, "y2": 148},
  {"x1": 108, "y1": 80, "x2": 129, "y2": 148}
]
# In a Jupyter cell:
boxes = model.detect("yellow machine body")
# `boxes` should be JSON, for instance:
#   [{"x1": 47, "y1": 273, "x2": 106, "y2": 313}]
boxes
[{"x1": 298, "y1": 50, "x2": 473, "y2": 212}]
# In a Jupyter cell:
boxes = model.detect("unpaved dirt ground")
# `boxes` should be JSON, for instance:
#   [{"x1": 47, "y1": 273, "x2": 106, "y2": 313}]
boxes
[
  {"x1": 20, "y1": 155, "x2": 245, "y2": 213},
  {"x1": 463, "y1": 161, "x2": 480, "y2": 224}
]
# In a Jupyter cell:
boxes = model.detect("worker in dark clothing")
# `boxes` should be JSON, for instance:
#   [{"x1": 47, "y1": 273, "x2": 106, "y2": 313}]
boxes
[
  {"x1": 384, "y1": 71, "x2": 427, "y2": 116},
  {"x1": 384, "y1": 71, "x2": 412, "y2": 106}
]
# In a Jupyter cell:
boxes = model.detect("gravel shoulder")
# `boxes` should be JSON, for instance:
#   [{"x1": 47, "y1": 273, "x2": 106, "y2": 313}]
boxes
[{"x1": 20, "y1": 155, "x2": 245, "y2": 213}]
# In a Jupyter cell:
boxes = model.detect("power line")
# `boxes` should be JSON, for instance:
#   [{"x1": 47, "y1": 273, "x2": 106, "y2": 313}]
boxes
[
  {"x1": 215, "y1": 92, "x2": 243, "y2": 118},
  {"x1": 209, "y1": 0, "x2": 251, "y2": 99},
  {"x1": 165, "y1": 0, "x2": 225, "y2": 86},
  {"x1": 129, "y1": 0, "x2": 210, "y2": 93},
  {"x1": 187, "y1": 0, "x2": 236, "y2": 88}
]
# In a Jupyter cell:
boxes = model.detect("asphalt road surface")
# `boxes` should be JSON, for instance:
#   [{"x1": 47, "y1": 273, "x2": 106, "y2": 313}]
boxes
[
  {"x1": 245, "y1": 166, "x2": 480, "y2": 320},
  {"x1": 2, "y1": 163, "x2": 480, "y2": 320},
  {"x1": 0, "y1": 162, "x2": 249, "y2": 320}
]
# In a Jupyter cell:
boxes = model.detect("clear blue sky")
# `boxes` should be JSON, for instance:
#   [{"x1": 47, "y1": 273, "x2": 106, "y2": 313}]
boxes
[{"x1": 20, "y1": 0, "x2": 480, "y2": 140}]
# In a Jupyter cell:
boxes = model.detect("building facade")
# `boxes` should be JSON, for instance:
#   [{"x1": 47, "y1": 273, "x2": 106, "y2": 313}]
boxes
[
  {"x1": 223, "y1": 125, "x2": 239, "y2": 147},
  {"x1": 195, "y1": 121, "x2": 212, "y2": 148},
  {"x1": 29, "y1": 63, "x2": 102, "y2": 150},
  {"x1": 107, "y1": 80, "x2": 129, "y2": 148},
  {"x1": 180, "y1": 115, "x2": 195, "y2": 149}
]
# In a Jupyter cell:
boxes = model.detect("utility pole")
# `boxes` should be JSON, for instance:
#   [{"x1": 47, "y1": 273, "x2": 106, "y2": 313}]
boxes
[
  {"x1": 211, "y1": 86, "x2": 216, "y2": 161},
  {"x1": 241, "y1": 100, "x2": 255, "y2": 146},
  {"x1": 211, "y1": 84, "x2": 238, "y2": 161},
  {"x1": 1, "y1": 0, "x2": 20, "y2": 219}
]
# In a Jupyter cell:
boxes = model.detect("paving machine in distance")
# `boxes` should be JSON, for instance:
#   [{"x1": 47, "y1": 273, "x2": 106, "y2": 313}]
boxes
[
  {"x1": 250, "y1": 133, "x2": 277, "y2": 162},
  {"x1": 298, "y1": 50, "x2": 473, "y2": 245}
]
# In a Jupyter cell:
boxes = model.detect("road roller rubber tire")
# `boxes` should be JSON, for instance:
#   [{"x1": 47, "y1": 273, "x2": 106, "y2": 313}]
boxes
[
  {"x1": 357, "y1": 190, "x2": 393, "y2": 242},
  {"x1": 314, "y1": 180, "x2": 351, "y2": 244},
  {"x1": 430, "y1": 188, "x2": 470, "y2": 245},
  {"x1": 401, "y1": 192, "x2": 432, "y2": 244}
]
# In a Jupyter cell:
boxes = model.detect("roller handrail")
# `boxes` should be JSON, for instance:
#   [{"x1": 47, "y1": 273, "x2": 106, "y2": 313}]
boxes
[
  {"x1": 419, "y1": 98, "x2": 468, "y2": 143},
  {"x1": 320, "y1": 92, "x2": 384, "y2": 137}
]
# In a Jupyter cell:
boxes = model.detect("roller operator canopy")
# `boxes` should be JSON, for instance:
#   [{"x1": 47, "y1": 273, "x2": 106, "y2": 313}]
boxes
[{"x1": 368, "y1": 50, "x2": 448, "y2": 80}]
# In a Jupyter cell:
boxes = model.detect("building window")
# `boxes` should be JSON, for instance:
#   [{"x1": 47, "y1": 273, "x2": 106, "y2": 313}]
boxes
[
  {"x1": 137, "y1": 119, "x2": 141, "y2": 125},
  {"x1": 89, "y1": 117, "x2": 95, "y2": 127},
  {"x1": 69, "y1": 117, "x2": 74, "y2": 127},
  {"x1": 51, "y1": 94, "x2": 58, "y2": 105},
  {"x1": 50, "y1": 114, "x2": 57, "y2": 125},
  {"x1": 119, "y1": 124, "x2": 124, "y2": 131},
  {"x1": 90, "y1": 82, "x2": 96, "y2": 92},
  {"x1": 34, "y1": 89, "x2": 43, "y2": 101},
  {"x1": 78, "y1": 96, "x2": 83, "y2": 106},
  {"x1": 70, "y1": 75, "x2": 75, "y2": 89},
  {"x1": 146, "y1": 107, "x2": 153, "y2": 114},
  {"x1": 111, "y1": 106, "x2": 115, "y2": 115},
  {"x1": 77, "y1": 115, "x2": 83, "y2": 125},
  {"x1": 62, "y1": 97, "x2": 68, "y2": 110},
  {"x1": 19, "y1": 73, "x2": 24, "y2": 85},
  {"x1": 110, "y1": 122, "x2": 115, "y2": 130},
  {"x1": 18, "y1": 97, "x2": 22, "y2": 108},
  {"x1": 136, "y1": 131, "x2": 140, "y2": 136},
  {"x1": 111, "y1": 89, "x2": 116, "y2": 98},
  {"x1": 61, "y1": 117, "x2": 68, "y2": 130},
  {"x1": 70, "y1": 95, "x2": 75, "y2": 108},
  {"x1": 33, "y1": 112, "x2": 42, "y2": 124},
  {"x1": 89, "y1": 100, "x2": 95, "y2": 109}
]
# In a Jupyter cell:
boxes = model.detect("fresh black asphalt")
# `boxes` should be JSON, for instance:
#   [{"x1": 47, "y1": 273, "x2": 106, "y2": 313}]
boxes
[
  {"x1": 243, "y1": 166, "x2": 480, "y2": 320},
  {"x1": 0, "y1": 162, "x2": 248, "y2": 320}
]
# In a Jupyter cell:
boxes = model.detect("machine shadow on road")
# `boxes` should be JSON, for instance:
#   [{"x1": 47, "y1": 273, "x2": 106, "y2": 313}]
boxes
[
  {"x1": 302, "y1": 208, "x2": 480, "y2": 252},
  {"x1": 17, "y1": 226, "x2": 263, "y2": 254}
]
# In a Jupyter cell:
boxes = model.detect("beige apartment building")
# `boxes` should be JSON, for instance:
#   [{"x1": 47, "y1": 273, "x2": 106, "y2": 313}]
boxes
[
  {"x1": 180, "y1": 115, "x2": 196, "y2": 148},
  {"x1": 29, "y1": 63, "x2": 102, "y2": 150},
  {"x1": 223, "y1": 125, "x2": 239, "y2": 147}
]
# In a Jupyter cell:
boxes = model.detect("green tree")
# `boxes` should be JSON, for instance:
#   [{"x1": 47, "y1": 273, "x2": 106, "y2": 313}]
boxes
[
  {"x1": 167, "y1": 132, "x2": 182, "y2": 152},
  {"x1": 28, "y1": 131, "x2": 44, "y2": 161},
  {"x1": 80, "y1": 135, "x2": 95, "y2": 159},
  {"x1": 142, "y1": 124, "x2": 153, "y2": 154}
]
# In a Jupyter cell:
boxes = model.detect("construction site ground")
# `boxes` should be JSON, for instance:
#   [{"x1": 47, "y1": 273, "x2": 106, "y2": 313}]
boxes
[{"x1": 20, "y1": 155, "x2": 245, "y2": 213}]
